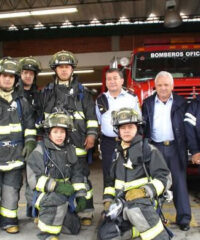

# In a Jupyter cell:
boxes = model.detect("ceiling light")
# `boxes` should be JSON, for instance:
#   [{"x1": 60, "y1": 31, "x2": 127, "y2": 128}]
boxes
[
  {"x1": 60, "y1": 20, "x2": 74, "y2": 28},
  {"x1": 8, "y1": 24, "x2": 18, "y2": 31},
  {"x1": 164, "y1": 0, "x2": 182, "y2": 28},
  {"x1": 0, "y1": 7, "x2": 77, "y2": 19},
  {"x1": 90, "y1": 18, "x2": 102, "y2": 26},
  {"x1": 38, "y1": 69, "x2": 94, "y2": 76},
  {"x1": 117, "y1": 16, "x2": 130, "y2": 24}
]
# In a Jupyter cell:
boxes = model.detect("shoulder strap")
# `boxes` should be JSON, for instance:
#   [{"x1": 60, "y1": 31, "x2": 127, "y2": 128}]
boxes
[
  {"x1": 97, "y1": 93, "x2": 109, "y2": 114},
  {"x1": 142, "y1": 138, "x2": 152, "y2": 181},
  {"x1": 16, "y1": 98, "x2": 23, "y2": 121},
  {"x1": 78, "y1": 82, "x2": 84, "y2": 101}
]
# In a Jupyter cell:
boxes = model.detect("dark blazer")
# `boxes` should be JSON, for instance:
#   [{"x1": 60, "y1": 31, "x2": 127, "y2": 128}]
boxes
[{"x1": 142, "y1": 93, "x2": 188, "y2": 169}]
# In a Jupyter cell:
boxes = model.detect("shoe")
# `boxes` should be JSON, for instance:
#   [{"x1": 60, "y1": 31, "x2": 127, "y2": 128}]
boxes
[
  {"x1": 34, "y1": 217, "x2": 39, "y2": 225},
  {"x1": 50, "y1": 237, "x2": 59, "y2": 240},
  {"x1": 6, "y1": 226, "x2": 19, "y2": 234},
  {"x1": 179, "y1": 223, "x2": 190, "y2": 231},
  {"x1": 81, "y1": 218, "x2": 92, "y2": 226}
]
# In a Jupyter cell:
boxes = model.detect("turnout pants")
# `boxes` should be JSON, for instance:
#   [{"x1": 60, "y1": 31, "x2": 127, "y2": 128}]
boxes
[
  {"x1": 37, "y1": 192, "x2": 80, "y2": 240},
  {"x1": 0, "y1": 169, "x2": 23, "y2": 229}
]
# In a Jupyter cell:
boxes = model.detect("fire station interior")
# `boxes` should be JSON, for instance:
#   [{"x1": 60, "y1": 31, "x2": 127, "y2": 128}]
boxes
[{"x1": 1, "y1": 1, "x2": 200, "y2": 239}]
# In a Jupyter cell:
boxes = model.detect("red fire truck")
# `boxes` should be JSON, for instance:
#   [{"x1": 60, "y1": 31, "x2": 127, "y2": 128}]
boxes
[{"x1": 102, "y1": 39, "x2": 200, "y2": 174}]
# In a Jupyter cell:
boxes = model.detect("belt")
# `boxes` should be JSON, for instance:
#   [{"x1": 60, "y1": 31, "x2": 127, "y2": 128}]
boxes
[
  {"x1": 151, "y1": 140, "x2": 175, "y2": 146},
  {"x1": 0, "y1": 139, "x2": 24, "y2": 147}
]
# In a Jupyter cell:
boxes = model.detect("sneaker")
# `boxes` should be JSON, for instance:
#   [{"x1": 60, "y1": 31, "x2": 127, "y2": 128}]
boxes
[
  {"x1": 81, "y1": 218, "x2": 92, "y2": 226},
  {"x1": 6, "y1": 226, "x2": 19, "y2": 234}
]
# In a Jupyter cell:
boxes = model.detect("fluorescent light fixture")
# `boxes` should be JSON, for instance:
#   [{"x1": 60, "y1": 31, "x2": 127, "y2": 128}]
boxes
[
  {"x1": 0, "y1": 7, "x2": 77, "y2": 19},
  {"x1": 38, "y1": 69, "x2": 94, "y2": 76},
  {"x1": 82, "y1": 83, "x2": 102, "y2": 87}
]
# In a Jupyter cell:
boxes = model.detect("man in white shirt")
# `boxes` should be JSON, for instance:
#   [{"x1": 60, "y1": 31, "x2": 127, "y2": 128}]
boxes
[{"x1": 96, "y1": 68, "x2": 141, "y2": 186}]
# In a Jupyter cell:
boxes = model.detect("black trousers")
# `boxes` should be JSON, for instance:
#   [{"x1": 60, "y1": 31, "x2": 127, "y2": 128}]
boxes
[
  {"x1": 100, "y1": 135, "x2": 117, "y2": 187},
  {"x1": 152, "y1": 142, "x2": 191, "y2": 225}
]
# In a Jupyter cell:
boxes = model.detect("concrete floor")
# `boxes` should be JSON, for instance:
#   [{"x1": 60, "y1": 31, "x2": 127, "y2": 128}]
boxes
[{"x1": 0, "y1": 158, "x2": 200, "y2": 240}]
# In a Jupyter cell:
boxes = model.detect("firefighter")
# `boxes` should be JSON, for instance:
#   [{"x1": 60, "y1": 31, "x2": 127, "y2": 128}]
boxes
[
  {"x1": 26, "y1": 112, "x2": 87, "y2": 240},
  {"x1": 37, "y1": 50, "x2": 98, "y2": 226},
  {"x1": 100, "y1": 108, "x2": 172, "y2": 240},
  {"x1": 0, "y1": 57, "x2": 36, "y2": 233}
]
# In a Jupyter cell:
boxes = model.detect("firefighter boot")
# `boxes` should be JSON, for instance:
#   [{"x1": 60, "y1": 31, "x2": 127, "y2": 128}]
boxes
[
  {"x1": 6, "y1": 225, "x2": 19, "y2": 234},
  {"x1": 81, "y1": 217, "x2": 92, "y2": 226}
]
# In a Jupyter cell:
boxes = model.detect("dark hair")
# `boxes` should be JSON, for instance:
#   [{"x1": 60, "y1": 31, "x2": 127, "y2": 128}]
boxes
[{"x1": 106, "y1": 68, "x2": 124, "y2": 79}]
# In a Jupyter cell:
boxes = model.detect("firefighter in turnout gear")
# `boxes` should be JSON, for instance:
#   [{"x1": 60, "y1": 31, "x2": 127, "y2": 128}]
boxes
[
  {"x1": 38, "y1": 50, "x2": 98, "y2": 226},
  {"x1": 27, "y1": 112, "x2": 87, "y2": 240},
  {"x1": 0, "y1": 58, "x2": 36, "y2": 233},
  {"x1": 100, "y1": 108, "x2": 172, "y2": 240},
  {"x1": 19, "y1": 56, "x2": 42, "y2": 217}
]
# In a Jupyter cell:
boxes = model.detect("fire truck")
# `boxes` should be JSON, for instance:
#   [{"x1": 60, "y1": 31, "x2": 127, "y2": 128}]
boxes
[{"x1": 102, "y1": 39, "x2": 200, "y2": 175}]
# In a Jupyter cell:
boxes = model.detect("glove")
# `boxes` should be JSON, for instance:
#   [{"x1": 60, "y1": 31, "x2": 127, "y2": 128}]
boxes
[
  {"x1": 22, "y1": 140, "x2": 36, "y2": 159},
  {"x1": 55, "y1": 182, "x2": 74, "y2": 196},
  {"x1": 75, "y1": 197, "x2": 87, "y2": 212},
  {"x1": 104, "y1": 201, "x2": 111, "y2": 212},
  {"x1": 125, "y1": 188, "x2": 146, "y2": 201}
]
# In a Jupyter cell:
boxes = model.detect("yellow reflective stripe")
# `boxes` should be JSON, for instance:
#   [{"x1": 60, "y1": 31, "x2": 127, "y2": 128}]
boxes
[
  {"x1": 73, "y1": 111, "x2": 85, "y2": 119},
  {"x1": 0, "y1": 124, "x2": 22, "y2": 134},
  {"x1": 36, "y1": 176, "x2": 49, "y2": 192},
  {"x1": 56, "y1": 178, "x2": 69, "y2": 182},
  {"x1": 132, "y1": 226, "x2": 140, "y2": 238},
  {"x1": 0, "y1": 160, "x2": 24, "y2": 171},
  {"x1": 24, "y1": 129, "x2": 37, "y2": 136},
  {"x1": 150, "y1": 179, "x2": 164, "y2": 196},
  {"x1": 104, "y1": 187, "x2": 116, "y2": 196},
  {"x1": 86, "y1": 189, "x2": 93, "y2": 200},
  {"x1": 86, "y1": 120, "x2": 98, "y2": 128},
  {"x1": 73, "y1": 183, "x2": 86, "y2": 191},
  {"x1": 44, "y1": 112, "x2": 50, "y2": 119},
  {"x1": 38, "y1": 219, "x2": 62, "y2": 234},
  {"x1": 140, "y1": 219, "x2": 164, "y2": 240},
  {"x1": 35, "y1": 193, "x2": 45, "y2": 210},
  {"x1": 75, "y1": 148, "x2": 87, "y2": 156},
  {"x1": 0, "y1": 207, "x2": 17, "y2": 218},
  {"x1": 115, "y1": 177, "x2": 149, "y2": 191}
]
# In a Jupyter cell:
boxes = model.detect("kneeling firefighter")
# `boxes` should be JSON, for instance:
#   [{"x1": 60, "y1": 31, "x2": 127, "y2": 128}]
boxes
[
  {"x1": 99, "y1": 108, "x2": 172, "y2": 240},
  {"x1": 26, "y1": 112, "x2": 87, "y2": 240}
]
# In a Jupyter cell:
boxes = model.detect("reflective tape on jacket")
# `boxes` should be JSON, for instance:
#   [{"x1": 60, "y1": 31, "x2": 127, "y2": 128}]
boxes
[
  {"x1": 44, "y1": 112, "x2": 50, "y2": 119},
  {"x1": 24, "y1": 129, "x2": 37, "y2": 136},
  {"x1": 75, "y1": 148, "x2": 87, "y2": 156},
  {"x1": 150, "y1": 179, "x2": 164, "y2": 196},
  {"x1": 104, "y1": 187, "x2": 116, "y2": 196},
  {"x1": 115, "y1": 177, "x2": 149, "y2": 191},
  {"x1": 73, "y1": 183, "x2": 86, "y2": 191},
  {"x1": 73, "y1": 111, "x2": 85, "y2": 120},
  {"x1": 0, "y1": 206, "x2": 17, "y2": 218},
  {"x1": 0, "y1": 124, "x2": 22, "y2": 135},
  {"x1": 36, "y1": 176, "x2": 49, "y2": 192},
  {"x1": 85, "y1": 189, "x2": 93, "y2": 200},
  {"x1": 86, "y1": 120, "x2": 98, "y2": 128},
  {"x1": 140, "y1": 219, "x2": 164, "y2": 240},
  {"x1": 0, "y1": 160, "x2": 24, "y2": 171},
  {"x1": 132, "y1": 226, "x2": 140, "y2": 238},
  {"x1": 38, "y1": 219, "x2": 62, "y2": 234},
  {"x1": 35, "y1": 192, "x2": 45, "y2": 210}
]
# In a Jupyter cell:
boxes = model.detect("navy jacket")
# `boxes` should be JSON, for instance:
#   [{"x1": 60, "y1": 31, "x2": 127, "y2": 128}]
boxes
[
  {"x1": 142, "y1": 93, "x2": 188, "y2": 169},
  {"x1": 184, "y1": 95, "x2": 200, "y2": 155}
]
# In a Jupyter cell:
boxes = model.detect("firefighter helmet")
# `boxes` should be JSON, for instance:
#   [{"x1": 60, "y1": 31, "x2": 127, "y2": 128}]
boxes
[
  {"x1": 112, "y1": 108, "x2": 142, "y2": 128},
  {"x1": 49, "y1": 50, "x2": 78, "y2": 70},
  {"x1": 0, "y1": 57, "x2": 19, "y2": 76},
  {"x1": 43, "y1": 112, "x2": 74, "y2": 130},
  {"x1": 19, "y1": 56, "x2": 41, "y2": 73}
]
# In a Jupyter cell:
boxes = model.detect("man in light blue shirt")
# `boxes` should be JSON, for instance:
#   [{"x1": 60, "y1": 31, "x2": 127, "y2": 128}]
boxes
[
  {"x1": 96, "y1": 68, "x2": 141, "y2": 186},
  {"x1": 142, "y1": 71, "x2": 191, "y2": 231}
]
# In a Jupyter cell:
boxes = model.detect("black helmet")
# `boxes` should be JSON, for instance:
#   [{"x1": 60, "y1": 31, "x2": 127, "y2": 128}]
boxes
[
  {"x1": 49, "y1": 50, "x2": 78, "y2": 70},
  {"x1": 43, "y1": 112, "x2": 74, "y2": 130},
  {"x1": 19, "y1": 56, "x2": 41, "y2": 74},
  {"x1": 0, "y1": 57, "x2": 19, "y2": 77},
  {"x1": 112, "y1": 108, "x2": 142, "y2": 134}
]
